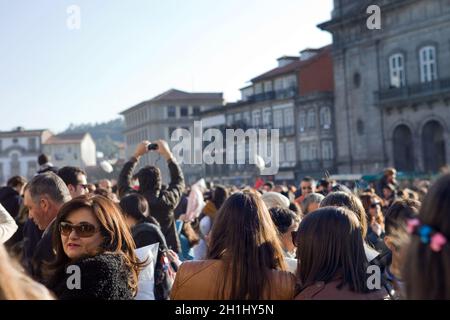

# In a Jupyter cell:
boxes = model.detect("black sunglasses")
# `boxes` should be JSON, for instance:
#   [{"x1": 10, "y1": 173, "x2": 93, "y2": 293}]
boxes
[
  {"x1": 59, "y1": 221, "x2": 99, "y2": 238},
  {"x1": 78, "y1": 183, "x2": 89, "y2": 190}
]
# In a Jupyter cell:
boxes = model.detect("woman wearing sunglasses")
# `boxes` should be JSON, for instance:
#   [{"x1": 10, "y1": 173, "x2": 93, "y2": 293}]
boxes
[{"x1": 45, "y1": 195, "x2": 143, "y2": 299}]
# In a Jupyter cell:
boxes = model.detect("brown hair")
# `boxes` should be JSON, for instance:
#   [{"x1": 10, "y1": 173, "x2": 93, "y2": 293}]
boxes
[
  {"x1": 384, "y1": 167, "x2": 397, "y2": 176},
  {"x1": 47, "y1": 195, "x2": 143, "y2": 296},
  {"x1": 207, "y1": 191, "x2": 287, "y2": 299},
  {"x1": 404, "y1": 174, "x2": 450, "y2": 299},
  {"x1": 360, "y1": 193, "x2": 385, "y2": 230},
  {"x1": 295, "y1": 207, "x2": 369, "y2": 294},
  {"x1": 384, "y1": 199, "x2": 420, "y2": 250},
  {"x1": 320, "y1": 191, "x2": 368, "y2": 239},
  {"x1": 182, "y1": 221, "x2": 200, "y2": 247},
  {"x1": 7, "y1": 176, "x2": 27, "y2": 189}
]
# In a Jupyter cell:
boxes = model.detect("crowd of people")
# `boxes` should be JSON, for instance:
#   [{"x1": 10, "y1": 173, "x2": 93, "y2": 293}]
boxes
[{"x1": 0, "y1": 140, "x2": 449, "y2": 300}]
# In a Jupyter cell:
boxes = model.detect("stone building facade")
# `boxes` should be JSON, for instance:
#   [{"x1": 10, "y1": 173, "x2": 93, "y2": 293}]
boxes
[
  {"x1": 319, "y1": 0, "x2": 450, "y2": 174},
  {"x1": 200, "y1": 46, "x2": 335, "y2": 185}
]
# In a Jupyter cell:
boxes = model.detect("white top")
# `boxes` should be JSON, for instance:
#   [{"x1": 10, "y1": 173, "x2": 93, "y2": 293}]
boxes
[
  {"x1": 0, "y1": 203, "x2": 18, "y2": 244},
  {"x1": 284, "y1": 257, "x2": 298, "y2": 275}
]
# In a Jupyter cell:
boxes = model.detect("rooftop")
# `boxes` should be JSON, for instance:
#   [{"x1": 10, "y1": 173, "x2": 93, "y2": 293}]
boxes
[
  {"x1": 44, "y1": 133, "x2": 90, "y2": 145},
  {"x1": 250, "y1": 45, "x2": 332, "y2": 83},
  {"x1": 120, "y1": 89, "x2": 224, "y2": 115},
  {"x1": 0, "y1": 127, "x2": 50, "y2": 138}
]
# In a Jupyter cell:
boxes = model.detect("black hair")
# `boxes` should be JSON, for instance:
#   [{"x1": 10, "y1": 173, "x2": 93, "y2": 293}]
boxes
[
  {"x1": 57, "y1": 166, "x2": 86, "y2": 188},
  {"x1": 263, "y1": 181, "x2": 274, "y2": 189},
  {"x1": 137, "y1": 166, "x2": 161, "y2": 194},
  {"x1": 119, "y1": 193, "x2": 159, "y2": 225},
  {"x1": 269, "y1": 207, "x2": 299, "y2": 234},
  {"x1": 212, "y1": 185, "x2": 228, "y2": 210},
  {"x1": 38, "y1": 154, "x2": 49, "y2": 166}
]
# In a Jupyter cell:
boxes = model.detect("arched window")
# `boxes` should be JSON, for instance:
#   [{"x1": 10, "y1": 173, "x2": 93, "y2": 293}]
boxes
[
  {"x1": 393, "y1": 125, "x2": 414, "y2": 172},
  {"x1": 419, "y1": 46, "x2": 437, "y2": 83},
  {"x1": 422, "y1": 120, "x2": 446, "y2": 173},
  {"x1": 389, "y1": 53, "x2": 406, "y2": 87}
]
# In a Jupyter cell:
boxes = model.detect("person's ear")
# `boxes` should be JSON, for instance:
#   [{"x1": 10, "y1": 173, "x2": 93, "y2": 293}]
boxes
[
  {"x1": 40, "y1": 196, "x2": 50, "y2": 212},
  {"x1": 68, "y1": 184, "x2": 76, "y2": 194}
]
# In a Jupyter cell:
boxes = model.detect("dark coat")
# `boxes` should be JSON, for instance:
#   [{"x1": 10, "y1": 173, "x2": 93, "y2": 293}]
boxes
[
  {"x1": 26, "y1": 220, "x2": 55, "y2": 282},
  {"x1": 21, "y1": 219, "x2": 43, "y2": 269},
  {"x1": 132, "y1": 221, "x2": 168, "y2": 250},
  {"x1": 118, "y1": 157, "x2": 185, "y2": 253},
  {"x1": 37, "y1": 164, "x2": 59, "y2": 175},
  {"x1": 49, "y1": 253, "x2": 134, "y2": 300},
  {"x1": 0, "y1": 186, "x2": 22, "y2": 219}
]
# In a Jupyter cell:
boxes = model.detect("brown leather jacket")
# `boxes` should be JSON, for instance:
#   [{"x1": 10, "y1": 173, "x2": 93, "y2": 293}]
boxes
[
  {"x1": 170, "y1": 260, "x2": 296, "y2": 300},
  {"x1": 295, "y1": 278, "x2": 389, "y2": 300}
]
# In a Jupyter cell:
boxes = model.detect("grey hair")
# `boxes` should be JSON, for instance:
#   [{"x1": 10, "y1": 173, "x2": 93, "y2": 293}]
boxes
[
  {"x1": 301, "y1": 193, "x2": 325, "y2": 214},
  {"x1": 25, "y1": 172, "x2": 71, "y2": 205}
]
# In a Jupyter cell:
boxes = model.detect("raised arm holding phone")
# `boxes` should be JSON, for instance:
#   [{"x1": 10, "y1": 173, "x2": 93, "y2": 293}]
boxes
[{"x1": 118, "y1": 140, "x2": 185, "y2": 253}]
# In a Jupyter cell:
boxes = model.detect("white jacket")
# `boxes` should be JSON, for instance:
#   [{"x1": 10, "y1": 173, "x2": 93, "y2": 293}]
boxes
[{"x1": 0, "y1": 203, "x2": 18, "y2": 244}]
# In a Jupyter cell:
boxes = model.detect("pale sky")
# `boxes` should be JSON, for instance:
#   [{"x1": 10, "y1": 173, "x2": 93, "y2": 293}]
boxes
[{"x1": 0, "y1": 0, "x2": 333, "y2": 133}]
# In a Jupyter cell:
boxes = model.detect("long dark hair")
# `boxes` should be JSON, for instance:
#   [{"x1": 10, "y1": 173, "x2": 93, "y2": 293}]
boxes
[
  {"x1": 404, "y1": 174, "x2": 450, "y2": 299},
  {"x1": 295, "y1": 206, "x2": 370, "y2": 294},
  {"x1": 47, "y1": 195, "x2": 143, "y2": 296},
  {"x1": 207, "y1": 191, "x2": 287, "y2": 299}
]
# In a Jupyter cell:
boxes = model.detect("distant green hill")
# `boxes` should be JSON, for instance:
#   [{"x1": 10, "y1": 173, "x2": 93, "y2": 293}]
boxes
[{"x1": 61, "y1": 118, "x2": 124, "y2": 159}]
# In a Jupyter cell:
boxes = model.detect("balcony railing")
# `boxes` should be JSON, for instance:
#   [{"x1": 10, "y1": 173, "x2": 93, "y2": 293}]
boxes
[
  {"x1": 276, "y1": 126, "x2": 295, "y2": 136},
  {"x1": 275, "y1": 87, "x2": 297, "y2": 100},
  {"x1": 298, "y1": 160, "x2": 335, "y2": 172},
  {"x1": 376, "y1": 78, "x2": 450, "y2": 105},
  {"x1": 246, "y1": 87, "x2": 297, "y2": 103}
]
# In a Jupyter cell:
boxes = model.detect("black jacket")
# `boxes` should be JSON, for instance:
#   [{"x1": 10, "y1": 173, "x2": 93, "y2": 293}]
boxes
[
  {"x1": 49, "y1": 253, "x2": 134, "y2": 300},
  {"x1": 37, "y1": 164, "x2": 59, "y2": 175},
  {"x1": 0, "y1": 186, "x2": 22, "y2": 219},
  {"x1": 132, "y1": 222, "x2": 168, "y2": 250},
  {"x1": 118, "y1": 157, "x2": 185, "y2": 253},
  {"x1": 21, "y1": 218, "x2": 43, "y2": 269},
  {"x1": 27, "y1": 220, "x2": 55, "y2": 283}
]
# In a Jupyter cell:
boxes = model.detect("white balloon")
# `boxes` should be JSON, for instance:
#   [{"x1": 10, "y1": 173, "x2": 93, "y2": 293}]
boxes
[{"x1": 100, "y1": 160, "x2": 113, "y2": 173}]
